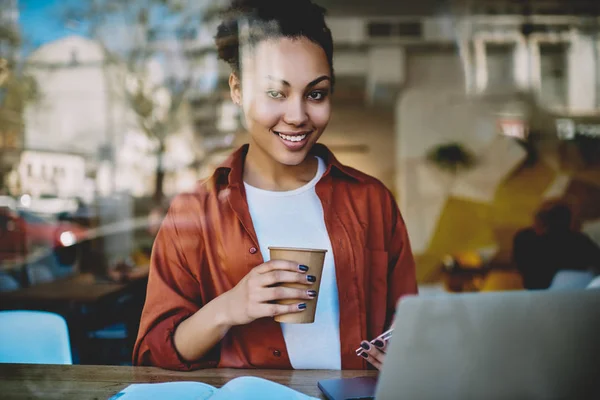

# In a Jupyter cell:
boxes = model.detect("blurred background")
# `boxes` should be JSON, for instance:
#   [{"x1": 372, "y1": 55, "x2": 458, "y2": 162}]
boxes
[{"x1": 1, "y1": 0, "x2": 599, "y2": 365}]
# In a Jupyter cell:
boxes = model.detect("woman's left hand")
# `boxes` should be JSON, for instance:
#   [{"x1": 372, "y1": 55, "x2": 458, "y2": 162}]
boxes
[{"x1": 358, "y1": 338, "x2": 387, "y2": 370}]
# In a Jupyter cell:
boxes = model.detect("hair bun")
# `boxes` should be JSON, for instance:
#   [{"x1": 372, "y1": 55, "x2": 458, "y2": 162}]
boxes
[
  {"x1": 213, "y1": 0, "x2": 333, "y2": 83},
  {"x1": 214, "y1": 21, "x2": 240, "y2": 70}
]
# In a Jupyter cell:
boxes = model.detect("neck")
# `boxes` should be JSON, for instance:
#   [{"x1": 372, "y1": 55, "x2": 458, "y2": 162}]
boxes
[{"x1": 243, "y1": 141, "x2": 318, "y2": 191}]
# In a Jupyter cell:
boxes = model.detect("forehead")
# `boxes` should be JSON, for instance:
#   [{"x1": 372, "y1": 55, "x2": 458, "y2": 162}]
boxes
[{"x1": 242, "y1": 37, "x2": 330, "y2": 85}]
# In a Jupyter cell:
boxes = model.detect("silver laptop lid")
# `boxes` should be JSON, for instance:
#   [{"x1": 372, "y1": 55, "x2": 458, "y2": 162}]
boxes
[{"x1": 375, "y1": 290, "x2": 600, "y2": 400}]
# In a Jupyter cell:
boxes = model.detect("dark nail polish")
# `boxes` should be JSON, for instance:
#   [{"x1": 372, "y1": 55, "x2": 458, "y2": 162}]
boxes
[
  {"x1": 307, "y1": 290, "x2": 317, "y2": 297},
  {"x1": 361, "y1": 342, "x2": 371, "y2": 351},
  {"x1": 298, "y1": 264, "x2": 309, "y2": 272},
  {"x1": 361, "y1": 352, "x2": 369, "y2": 358},
  {"x1": 373, "y1": 340, "x2": 384, "y2": 348},
  {"x1": 307, "y1": 275, "x2": 316, "y2": 283},
  {"x1": 298, "y1": 303, "x2": 307, "y2": 310}
]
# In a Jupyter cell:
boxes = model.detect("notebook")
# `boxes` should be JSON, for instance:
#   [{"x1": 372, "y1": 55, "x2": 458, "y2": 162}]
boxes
[{"x1": 109, "y1": 376, "x2": 319, "y2": 400}]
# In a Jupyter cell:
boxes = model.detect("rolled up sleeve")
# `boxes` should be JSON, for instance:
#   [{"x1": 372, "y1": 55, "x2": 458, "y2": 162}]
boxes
[{"x1": 133, "y1": 197, "x2": 218, "y2": 370}]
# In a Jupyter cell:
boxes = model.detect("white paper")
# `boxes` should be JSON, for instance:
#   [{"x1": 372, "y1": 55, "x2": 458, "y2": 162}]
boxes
[
  {"x1": 211, "y1": 376, "x2": 319, "y2": 400},
  {"x1": 109, "y1": 381, "x2": 216, "y2": 400},
  {"x1": 109, "y1": 377, "x2": 319, "y2": 400}
]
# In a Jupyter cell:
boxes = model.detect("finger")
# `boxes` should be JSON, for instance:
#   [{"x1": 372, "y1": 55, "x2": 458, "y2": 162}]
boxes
[
  {"x1": 255, "y1": 259, "x2": 309, "y2": 274},
  {"x1": 259, "y1": 286, "x2": 317, "y2": 302},
  {"x1": 371, "y1": 338, "x2": 388, "y2": 353},
  {"x1": 361, "y1": 341, "x2": 386, "y2": 365},
  {"x1": 257, "y1": 302, "x2": 307, "y2": 318},
  {"x1": 258, "y1": 270, "x2": 315, "y2": 287},
  {"x1": 359, "y1": 350, "x2": 383, "y2": 370}
]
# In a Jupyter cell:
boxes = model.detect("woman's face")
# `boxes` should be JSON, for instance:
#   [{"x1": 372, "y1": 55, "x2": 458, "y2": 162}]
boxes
[{"x1": 231, "y1": 36, "x2": 332, "y2": 166}]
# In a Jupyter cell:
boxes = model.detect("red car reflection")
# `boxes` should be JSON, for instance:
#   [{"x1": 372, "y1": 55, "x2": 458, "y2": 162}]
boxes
[{"x1": 0, "y1": 207, "x2": 87, "y2": 265}]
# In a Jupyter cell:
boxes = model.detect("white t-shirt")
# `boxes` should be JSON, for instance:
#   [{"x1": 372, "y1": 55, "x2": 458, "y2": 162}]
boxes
[{"x1": 244, "y1": 157, "x2": 341, "y2": 370}]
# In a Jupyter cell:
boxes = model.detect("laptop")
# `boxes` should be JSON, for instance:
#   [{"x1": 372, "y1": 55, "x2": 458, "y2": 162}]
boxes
[{"x1": 319, "y1": 290, "x2": 600, "y2": 400}]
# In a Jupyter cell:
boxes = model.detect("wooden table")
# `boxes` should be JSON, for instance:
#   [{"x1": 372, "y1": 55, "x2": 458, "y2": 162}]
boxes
[
  {"x1": 0, "y1": 269, "x2": 148, "y2": 305},
  {"x1": 0, "y1": 364, "x2": 378, "y2": 399}
]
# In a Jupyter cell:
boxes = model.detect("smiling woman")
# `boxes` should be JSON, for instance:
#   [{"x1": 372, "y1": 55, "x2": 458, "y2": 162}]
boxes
[
  {"x1": 216, "y1": 0, "x2": 335, "y2": 185},
  {"x1": 134, "y1": 0, "x2": 417, "y2": 373},
  {"x1": 236, "y1": 38, "x2": 333, "y2": 182}
]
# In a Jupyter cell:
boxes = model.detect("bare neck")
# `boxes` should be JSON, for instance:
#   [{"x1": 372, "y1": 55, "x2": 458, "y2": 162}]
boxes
[{"x1": 243, "y1": 142, "x2": 318, "y2": 191}]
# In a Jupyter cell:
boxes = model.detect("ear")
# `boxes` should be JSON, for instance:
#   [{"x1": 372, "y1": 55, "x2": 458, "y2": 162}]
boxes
[{"x1": 229, "y1": 73, "x2": 241, "y2": 105}]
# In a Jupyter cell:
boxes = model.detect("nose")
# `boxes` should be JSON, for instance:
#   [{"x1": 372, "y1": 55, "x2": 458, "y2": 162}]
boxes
[{"x1": 282, "y1": 96, "x2": 308, "y2": 126}]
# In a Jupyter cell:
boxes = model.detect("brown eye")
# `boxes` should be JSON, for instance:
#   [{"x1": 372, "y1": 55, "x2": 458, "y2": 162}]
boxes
[{"x1": 308, "y1": 90, "x2": 327, "y2": 101}]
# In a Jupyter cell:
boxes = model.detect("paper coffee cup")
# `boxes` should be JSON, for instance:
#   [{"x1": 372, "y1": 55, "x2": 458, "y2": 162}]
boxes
[{"x1": 269, "y1": 247, "x2": 327, "y2": 324}]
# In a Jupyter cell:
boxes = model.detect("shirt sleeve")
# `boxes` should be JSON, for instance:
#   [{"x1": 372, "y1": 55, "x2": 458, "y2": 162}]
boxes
[
  {"x1": 132, "y1": 197, "x2": 219, "y2": 370},
  {"x1": 384, "y1": 189, "x2": 419, "y2": 329}
]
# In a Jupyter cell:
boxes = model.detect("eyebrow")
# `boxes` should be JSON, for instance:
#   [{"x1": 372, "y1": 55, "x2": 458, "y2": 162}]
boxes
[{"x1": 266, "y1": 75, "x2": 331, "y2": 88}]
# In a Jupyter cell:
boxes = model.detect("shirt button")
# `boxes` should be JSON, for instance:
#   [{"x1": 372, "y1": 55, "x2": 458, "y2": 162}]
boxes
[
  {"x1": 272, "y1": 349, "x2": 281, "y2": 357},
  {"x1": 249, "y1": 247, "x2": 258, "y2": 254}
]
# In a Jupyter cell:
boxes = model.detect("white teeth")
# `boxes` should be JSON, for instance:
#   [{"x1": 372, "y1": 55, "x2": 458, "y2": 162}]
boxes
[{"x1": 278, "y1": 133, "x2": 307, "y2": 142}]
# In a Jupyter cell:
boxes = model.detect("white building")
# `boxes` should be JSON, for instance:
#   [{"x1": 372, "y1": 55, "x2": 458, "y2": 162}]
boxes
[
  {"x1": 18, "y1": 149, "x2": 86, "y2": 199},
  {"x1": 24, "y1": 36, "x2": 120, "y2": 155},
  {"x1": 21, "y1": 35, "x2": 195, "y2": 199}
]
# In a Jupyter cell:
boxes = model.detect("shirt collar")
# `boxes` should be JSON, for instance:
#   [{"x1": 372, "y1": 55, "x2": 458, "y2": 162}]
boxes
[{"x1": 213, "y1": 143, "x2": 365, "y2": 187}]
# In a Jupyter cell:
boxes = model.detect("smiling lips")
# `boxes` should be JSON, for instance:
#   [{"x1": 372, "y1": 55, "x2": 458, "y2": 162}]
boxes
[
  {"x1": 272, "y1": 130, "x2": 313, "y2": 152},
  {"x1": 279, "y1": 133, "x2": 306, "y2": 142},
  {"x1": 275, "y1": 131, "x2": 310, "y2": 142}
]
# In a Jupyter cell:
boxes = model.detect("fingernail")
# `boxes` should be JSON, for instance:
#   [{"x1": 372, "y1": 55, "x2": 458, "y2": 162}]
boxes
[
  {"x1": 361, "y1": 352, "x2": 369, "y2": 358},
  {"x1": 373, "y1": 340, "x2": 384, "y2": 348},
  {"x1": 361, "y1": 341, "x2": 370, "y2": 351},
  {"x1": 298, "y1": 303, "x2": 307, "y2": 310},
  {"x1": 298, "y1": 264, "x2": 309, "y2": 272},
  {"x1": 307, "y1": 275, "x2": 316, "y2": 283},
  {"x1": 307, "y1": 290, "x2": 317, "y2": 297}
]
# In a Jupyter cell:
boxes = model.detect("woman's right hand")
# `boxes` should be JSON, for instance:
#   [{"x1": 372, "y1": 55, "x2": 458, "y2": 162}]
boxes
[{"x1": 222, "y1": 259, "x2": 317, "y2": 326}]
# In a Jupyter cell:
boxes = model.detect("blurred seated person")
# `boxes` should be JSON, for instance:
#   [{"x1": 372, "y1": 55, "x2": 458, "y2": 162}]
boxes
[{"x1": 513, "y1": 202, "x2": 600, "y2": 290}]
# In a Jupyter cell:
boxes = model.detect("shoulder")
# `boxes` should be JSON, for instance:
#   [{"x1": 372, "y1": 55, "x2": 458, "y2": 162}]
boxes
[
  {"x1": 339, "y1": 165, "x2": 395, "y2": 200},
  {"x1": 515, "y1": 227, "x2": 535, "y2": 237},
  {"x1": 167, "y1": 189, "x2": 204, "y2": 215},
  {"x1": 513, "y1": 228, "x2": 537, "y2": 243},
  {"x1": 165, "y1": 177, "x2": 224, "y2": 226},
  {"x1": 168, "y1": 175, "x2": 226, "y2": 209},
  {"x1": 318, "y1": 144, "x2": 395, "y2": 201},
  {"x1": 332, "y1": 165, "x2": 401, "y2": 227},
  {"x1": 572, "y1": 232, "x2": 600, "y2": 249}
]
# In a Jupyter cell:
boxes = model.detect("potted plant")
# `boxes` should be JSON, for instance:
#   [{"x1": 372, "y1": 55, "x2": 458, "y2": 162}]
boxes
[{"x1": 426, "y1": 142, "x2": 476, "y2": 173}]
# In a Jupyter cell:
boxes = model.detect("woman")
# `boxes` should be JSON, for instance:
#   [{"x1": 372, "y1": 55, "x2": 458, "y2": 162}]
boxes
[{"x1": 134, "y1": 0, "x2": 417, "y2": 371}]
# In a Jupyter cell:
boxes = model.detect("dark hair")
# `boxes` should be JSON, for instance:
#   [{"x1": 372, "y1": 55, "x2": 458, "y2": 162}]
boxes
[{"x1": 214, "y1": 0, "x2": 335, "y2": 90}]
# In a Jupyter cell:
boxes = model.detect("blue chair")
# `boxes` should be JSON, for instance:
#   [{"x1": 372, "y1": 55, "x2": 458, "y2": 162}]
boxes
[
  {"x1": 549, "y1": 270, "x2": 595, "y2": 291},
  {"x1": 0, "y1": 310, "x2": 73, "y2": 364}
]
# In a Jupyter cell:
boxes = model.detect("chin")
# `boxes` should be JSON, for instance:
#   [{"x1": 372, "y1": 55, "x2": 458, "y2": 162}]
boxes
[
  {"x1": 274, "y1": 151, "x2": 311, "y2": 166},
  {"x1": 269, "y1": 133, "x2": 319, "y2": 166}
]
